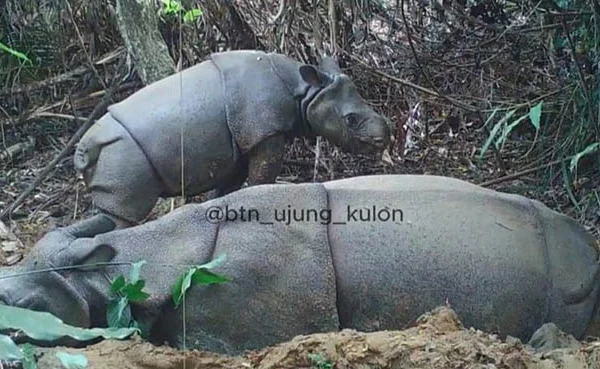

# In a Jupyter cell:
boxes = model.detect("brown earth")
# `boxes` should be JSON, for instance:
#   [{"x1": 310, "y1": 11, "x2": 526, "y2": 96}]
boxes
[{"x1": 28, "y1": 307, "x2": 600, "y2": 369}]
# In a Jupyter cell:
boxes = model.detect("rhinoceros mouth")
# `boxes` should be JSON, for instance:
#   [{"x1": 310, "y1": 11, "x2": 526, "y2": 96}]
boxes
[{"x1": 356, "y1": 136, "x2": 389, "y2": 153}]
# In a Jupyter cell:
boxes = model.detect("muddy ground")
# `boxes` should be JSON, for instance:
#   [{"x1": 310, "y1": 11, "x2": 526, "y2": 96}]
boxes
[{"x1": 23, "y1": 307, "x2": 600, "y2": 369}]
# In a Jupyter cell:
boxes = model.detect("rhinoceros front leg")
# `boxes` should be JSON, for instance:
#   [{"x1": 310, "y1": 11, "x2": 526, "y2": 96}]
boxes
[
  {"x1": 212, "y1": 135, "x2": 285, "y2": 198},
  {"x1": 245, "y1": 134, "x2": 286, "y2": 186}
]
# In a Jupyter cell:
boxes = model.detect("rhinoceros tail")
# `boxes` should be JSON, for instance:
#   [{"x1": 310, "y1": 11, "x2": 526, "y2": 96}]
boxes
[{"x1": 73, "y1": 141, "x2": 100, "y2": 172}]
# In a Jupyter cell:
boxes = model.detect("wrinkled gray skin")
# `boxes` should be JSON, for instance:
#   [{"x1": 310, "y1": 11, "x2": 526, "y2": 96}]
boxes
[
  {"x1": 0, "y1": 174, "x2": 599, "y2": 355},
  {"x1": 74, "y1": 50, "x2": 393, "y2": 229}
]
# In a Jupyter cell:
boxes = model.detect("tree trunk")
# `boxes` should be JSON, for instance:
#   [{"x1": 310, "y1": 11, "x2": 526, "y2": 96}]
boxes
[{"x1": 115, "y1": 0, "x2": 175, "y2": 85}]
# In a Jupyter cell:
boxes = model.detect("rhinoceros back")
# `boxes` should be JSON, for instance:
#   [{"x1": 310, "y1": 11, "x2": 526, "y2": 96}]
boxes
[
  {"x1": 106, "y1": 59, "x2": 234, "y2": 194},
  {"x1": 322, "y1": 174, "x2": 600, "y2": 341}
]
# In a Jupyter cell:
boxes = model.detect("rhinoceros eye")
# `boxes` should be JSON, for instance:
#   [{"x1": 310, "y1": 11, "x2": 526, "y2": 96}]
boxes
[{"x1": 345, "y1": 114, "x2": 359, "y2": 127}]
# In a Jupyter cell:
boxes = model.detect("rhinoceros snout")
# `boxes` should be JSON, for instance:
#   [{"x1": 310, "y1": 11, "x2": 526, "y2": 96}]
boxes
[{"x1": 353, "y1": 119, "x2": 392, "y2": 153}]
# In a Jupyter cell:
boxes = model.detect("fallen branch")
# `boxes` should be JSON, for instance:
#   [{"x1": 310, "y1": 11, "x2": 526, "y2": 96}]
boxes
[
  {"x1": 0, "y1": 58, "x2": 126, "y2": 221},
  {"x1": 0, "y1": 137, "x2": 35, "y2": 163}
]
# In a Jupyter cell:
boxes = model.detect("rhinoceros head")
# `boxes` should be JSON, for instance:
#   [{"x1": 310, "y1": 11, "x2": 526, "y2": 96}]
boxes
[
  {"x1": 299, "y1": 57, "x2": 394, "y2": 155},
  {"x1": 0, "y1": 215, "x2": 117, "y2": 328}
]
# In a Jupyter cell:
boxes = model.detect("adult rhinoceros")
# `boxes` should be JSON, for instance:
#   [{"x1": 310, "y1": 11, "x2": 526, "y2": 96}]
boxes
[{"x1": 0, "y1": 175, "x2": 598, "y2": 355}]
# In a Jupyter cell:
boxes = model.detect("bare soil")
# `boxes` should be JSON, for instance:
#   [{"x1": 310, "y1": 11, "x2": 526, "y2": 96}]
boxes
[{"x1": 28, "y1": 307, "x2": 600, "y2": 369}]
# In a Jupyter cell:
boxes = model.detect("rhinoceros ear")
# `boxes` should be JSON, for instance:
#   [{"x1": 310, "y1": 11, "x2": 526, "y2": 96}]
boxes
[
  {"x1": 299, "y1": 65, "x2": 331, "y2": 87},
  {"x1": 69, "y1": 242, "x2": 117, "y2": 271}
]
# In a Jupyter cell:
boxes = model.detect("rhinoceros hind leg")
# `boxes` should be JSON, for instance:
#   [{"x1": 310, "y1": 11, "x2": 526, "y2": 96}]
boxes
[
  {"x1": 245, "y1": 134, "x2": 285, "y2": 186},
  {"x1": 84, "y1": 135, "x2": 164, "y2": 226}
]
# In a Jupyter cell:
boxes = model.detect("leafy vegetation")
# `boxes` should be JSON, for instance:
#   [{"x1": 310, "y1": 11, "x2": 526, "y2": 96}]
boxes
[
  {"x1": 107, "y1": 260, "x2": 150, "y2": 331},
  {"x1": 0, "y1": 41, "x2": 31, "y2": 63},
  {"x1": 0, "y1": 255, "x2": 229, "y2": 368},
  {"x1": 308, "y1": 352, "x2": 334, "y2": 369},
  {"x1": 159, "y1": 0, "x2": 203, "y2": 23},
  {"x1": 172, "y1": 254, "x2": 230, "y2": 307}
]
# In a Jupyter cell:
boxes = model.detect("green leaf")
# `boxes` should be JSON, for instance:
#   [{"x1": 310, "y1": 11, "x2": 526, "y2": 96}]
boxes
[
  {"x1": 106, "y1": 297, "x2": 132, "y2": 328},
  {"x1": 191, "y1": 269, "x2": 230, "y2": 285},
  {"x1": 560, "y1": 158, "x2": 580, "y2": 211},
  {"x1": 569, "y1": 142, "x2": 599, "y2": 173},
  {"x1": 121, "y1": 280, "x2": 150, "y2": 302},
  {"x1": 201, "y1": 254, "x2": 227, "y2": 270},
  {"x1": 0, "y1": 334, "x2": 23, "y2": 360},
  {"x1": 528, "y1": 102, "x2": 542, "y2": 130},
  {"x1": 21, "y1": 343, "x2": 37, "y2": 369},
  {"x1": 56, "y1": 352, "x2": 88, "y2": 369},
  {"x1": 129, "y1": 261, "x2": 146, "y2": 284},
  {"x1": 0, "y1": 305, "x2": 137, "y2": 342},
  {"x1": 172, "y1": 267, "x2": 196, "y2": 307},
  {"x1": 183, "y1": 8, "x2": 202, "y2": 22},
  {"x1": 172, "y1": 254, "x2": 229, "y2": 307},
  {"x1": 479, "y1": 109, "x2": 516, "y2": 158},
  {"x1": 0, "y1": 41, "x2": 31, "y2": 63},
  {"x1": 110, "y1": 276, "x2": 126, "y2": 294},
  {"x1": 495, "y1": 114, "x2": 528, "y2": 151}
]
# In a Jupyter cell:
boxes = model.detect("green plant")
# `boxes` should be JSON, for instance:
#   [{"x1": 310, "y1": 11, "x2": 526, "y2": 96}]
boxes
[
  {"x1": 107, "y1": 261, "x2": 150, "y2": 331},
  {"x1": 0, "y1": 304, "x2": 137, "y2": 368},
  {"x1": 172, "y1": 254, "x2": 229, "y2": 307},
  {"x1": 0, "y1": 41, "x2": 32, "y2": 63},
  {"x1": 479, "y1": 101, "x2": 543, "y2": 159},
  {"x1": 158, "y1": 0, "x2": 203, "y2": 23},
  {"x1": 308, "y1": 353, "x2": 334, "y2": 369}
]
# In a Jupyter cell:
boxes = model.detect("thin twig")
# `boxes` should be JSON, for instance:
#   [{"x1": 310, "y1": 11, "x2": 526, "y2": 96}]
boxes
[{"x1": 478, "y1": 155, "x2": 577, "y2": 187}]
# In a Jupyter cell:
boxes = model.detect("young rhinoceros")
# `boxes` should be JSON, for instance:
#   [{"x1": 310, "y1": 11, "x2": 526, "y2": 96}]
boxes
[{"x1": 74, "y1": 49, "x2": 393, "y2": 230}]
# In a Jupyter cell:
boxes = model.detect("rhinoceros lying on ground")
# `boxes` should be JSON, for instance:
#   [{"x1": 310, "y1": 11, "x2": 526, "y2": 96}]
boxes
[
  {"x1": 74, "y1": 49, "x2": 393, "y2": 229},
  {"x1": 0, "y1": 175, "x2": 599, "y2": 355}
]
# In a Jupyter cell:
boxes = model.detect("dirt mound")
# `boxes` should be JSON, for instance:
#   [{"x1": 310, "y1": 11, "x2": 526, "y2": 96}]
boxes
[{"x1": 32, "y1": 307, "x2": 600, "y2": 369}]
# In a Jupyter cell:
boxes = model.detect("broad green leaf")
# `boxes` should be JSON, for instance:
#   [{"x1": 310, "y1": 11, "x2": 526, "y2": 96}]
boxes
[
  {"x1": 191, "y1": 269, "x2": 230, "y2": 285},
  {"x1": 0, "y1": 334, "x2": 23, "y2": 360},
  {"x1": 569, "y1": 142, "x2": 599, "y2": 173},
  {"x1": 0, "y1": 41, "x2": 31, "y2": 63},
  {"x1": 201, "y1": 254, "x2": 227, "y2": 270},
  {"x1": 121, "y1": 280, "x2": 150, "y2": 302},
  {"x1": 56, "y1": 352, "x2": 88, "y2": 369},
  {"x1": 173, "y1": 267, "x2": 196, "y2": 307},
  {"x1": 110, "y1": 275, "x2": 126, "y2": 294},
  {"x1": 528, "y1": 102, "x2": 542, "y2": 130},
  {"x1": 106, "y1": 297, "x2": 133, "y2": 328},
  {"x1": 0, "y1": 305, "x2": 137, "y2": 342},
  {"x1": 184, "y1": 8, "x2": 202, "y2": 22},
  {"x1": 129, "y1": 261, "x2": 147, "y2": 284},
  {"x1": 21, "y1": 343, "x2": 37, "y2": 369},
  {"x1": 172, "y1": 254, "x2": 229, "y2": 307}
]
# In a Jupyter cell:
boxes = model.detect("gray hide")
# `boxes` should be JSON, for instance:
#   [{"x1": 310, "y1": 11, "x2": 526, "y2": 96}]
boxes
[
  {"x1": 0, "y1": 174, "x2": 598, "y2": 355},
  {"x1": 74, "y1": 49, "x2": 393, "y2": 228}
]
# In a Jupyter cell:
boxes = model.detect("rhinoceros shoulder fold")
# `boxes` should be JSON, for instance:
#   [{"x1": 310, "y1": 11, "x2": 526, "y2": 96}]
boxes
[{"x1": 210, "y1": 51, "x2": 305, "y2": 153}]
